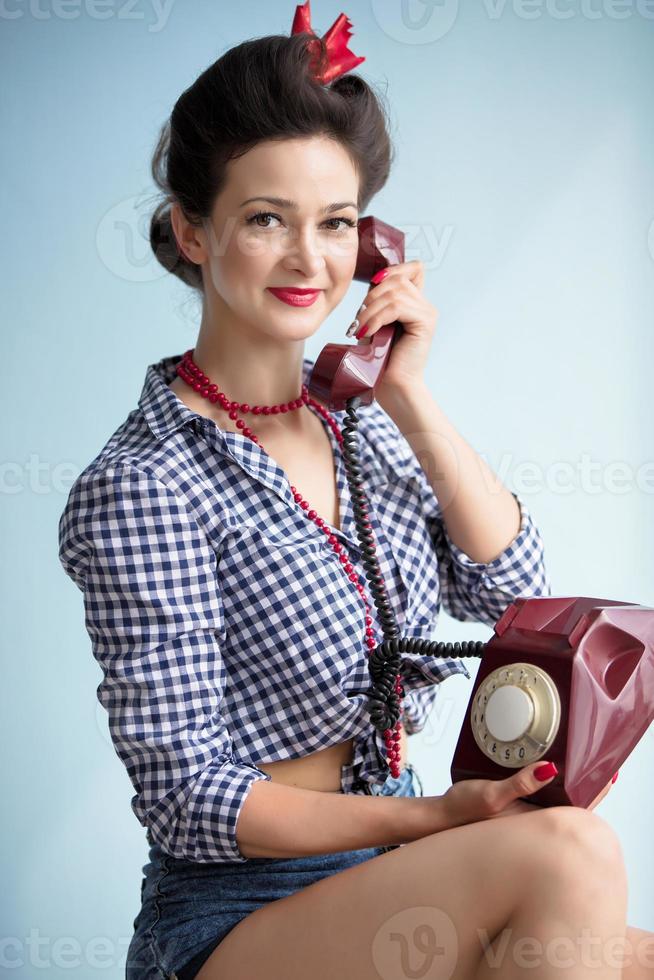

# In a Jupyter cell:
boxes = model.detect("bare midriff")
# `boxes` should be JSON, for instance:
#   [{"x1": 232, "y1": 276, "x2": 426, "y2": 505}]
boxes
[
  {"x1": 167, "y1": 376, "x2": 409, "y2": 792},
  {"x1": 256, "y1": 724, "x2": 409, "y2": 793}
]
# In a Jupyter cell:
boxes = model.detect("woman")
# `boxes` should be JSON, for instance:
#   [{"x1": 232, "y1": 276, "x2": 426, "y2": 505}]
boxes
[{"x1": 58, "y1": 12, "x2": 650, "y2": 980}]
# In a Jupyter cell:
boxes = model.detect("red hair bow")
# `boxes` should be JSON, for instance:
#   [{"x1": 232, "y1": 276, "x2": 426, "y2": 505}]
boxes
[{"x1": 291, "y1": 0, "x2": 365, "y2": 85}]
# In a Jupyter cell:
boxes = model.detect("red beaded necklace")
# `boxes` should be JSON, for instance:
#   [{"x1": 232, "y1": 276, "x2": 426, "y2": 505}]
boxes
[{"x1": 175, "y1": 347, "x2": 404, "y2": 777}]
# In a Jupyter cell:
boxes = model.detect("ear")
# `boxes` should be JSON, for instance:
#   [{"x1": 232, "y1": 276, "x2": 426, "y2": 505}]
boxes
[{"x1": 170, "y1": 201, "x2": 203, "y2": 264}]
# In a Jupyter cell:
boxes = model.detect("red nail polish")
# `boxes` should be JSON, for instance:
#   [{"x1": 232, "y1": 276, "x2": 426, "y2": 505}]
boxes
[
  {"x1": 356, "y1": 325, "x2": 368, "y2": 338},
  {"x1": 371, "y1": 267, "x2": 389, "y2": 285},
  {"x1": 534, "y1": 761, "x2": 558, "y2": 781},
  {"x1": 612, "y1": 771, "x2": 619, "y2": 784}
]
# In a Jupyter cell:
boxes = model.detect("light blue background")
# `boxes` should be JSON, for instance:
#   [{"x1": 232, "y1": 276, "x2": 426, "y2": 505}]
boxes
[{"x1": 3, "y1": 1, "x2": 653, "y2": 975}]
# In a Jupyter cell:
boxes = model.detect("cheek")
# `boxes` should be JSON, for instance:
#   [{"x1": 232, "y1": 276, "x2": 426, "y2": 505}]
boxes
[
  {"x1": 209, "y1": 233, "x2": 276, "y2": 295},
  {"x1": 329, "y1": 235, "x2": 358, "y2": 271},
  {"x1": 324, "y1": 235, "x2": 358, "y2": 279},
  {"x1": 331, "y1": 249, "x2": 358, "y2": 298}
]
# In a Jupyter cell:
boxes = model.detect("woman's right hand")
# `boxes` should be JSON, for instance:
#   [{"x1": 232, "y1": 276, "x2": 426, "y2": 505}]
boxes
[{"x1": 440, "y1": 761, "x2": 559, "y2": 829}]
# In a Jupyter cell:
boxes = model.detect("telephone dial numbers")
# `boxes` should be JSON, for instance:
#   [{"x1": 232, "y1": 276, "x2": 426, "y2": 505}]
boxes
[{"x1": 470, "y1": 662, "x2": 562, "y2": 768}]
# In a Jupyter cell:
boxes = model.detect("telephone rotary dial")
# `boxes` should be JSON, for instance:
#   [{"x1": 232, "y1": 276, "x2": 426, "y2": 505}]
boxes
[{"x1": 471, "y1": 662, "x2": 562, "y2": 768}]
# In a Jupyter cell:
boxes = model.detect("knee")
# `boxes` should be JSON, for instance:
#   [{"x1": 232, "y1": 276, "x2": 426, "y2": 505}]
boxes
[{"x1": 535, "y1": 805, "x2": 626, "y2": 881}]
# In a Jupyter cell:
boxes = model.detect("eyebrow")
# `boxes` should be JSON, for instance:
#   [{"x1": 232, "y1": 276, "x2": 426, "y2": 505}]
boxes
[{"x1": 239, "y1": 196, "x2": 358, "y2": 214}]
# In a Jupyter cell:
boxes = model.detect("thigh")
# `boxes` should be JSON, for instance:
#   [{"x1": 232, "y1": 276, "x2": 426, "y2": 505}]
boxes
[
  {"x1": 128, "y1": 839, "x2": 390, "y2": 980},
  {"x1": 196, "y1": 804, "x2": 601, "y2": 980},
  {"x1": 127, "y1": 765, "x2": 422, "y2": 979}
]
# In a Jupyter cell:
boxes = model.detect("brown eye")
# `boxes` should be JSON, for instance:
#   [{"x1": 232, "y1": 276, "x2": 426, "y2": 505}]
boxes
[
  {"x1": 246, "y1": 211, "x2": 282, "y2": 229},
  {"x1": 323, "y1": 217, "x2": 357, "y2": 232},
  {"x1": 245, "y1": 212, "x2": 356, "y2": 232}
]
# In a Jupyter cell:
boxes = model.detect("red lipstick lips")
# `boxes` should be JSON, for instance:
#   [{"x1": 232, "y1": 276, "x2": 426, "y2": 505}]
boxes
[{"x1": 267, "y1": 287, "x2": 322, "y2": 307}]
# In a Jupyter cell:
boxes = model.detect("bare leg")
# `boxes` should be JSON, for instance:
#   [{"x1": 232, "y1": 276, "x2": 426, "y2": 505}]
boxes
[
  {"x1": 621, "y1": 927, "x2": 654, "y2": 979},
  {"x1": 194, "y1": 804, "x2": 628, "y2": 980},
  {"x1": 475, "y1": 805, "x2": 628, "y2": 980}
]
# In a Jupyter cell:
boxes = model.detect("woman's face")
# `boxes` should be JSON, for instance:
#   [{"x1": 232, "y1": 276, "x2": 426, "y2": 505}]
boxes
[{"x1": 192, "y1": 136, "x2": 360, "y2": 341}]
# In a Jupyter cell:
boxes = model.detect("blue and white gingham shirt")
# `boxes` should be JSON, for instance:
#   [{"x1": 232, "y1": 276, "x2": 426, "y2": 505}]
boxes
[{"x1": 58, "y1": 351, "x2": 551, "y2": 864}]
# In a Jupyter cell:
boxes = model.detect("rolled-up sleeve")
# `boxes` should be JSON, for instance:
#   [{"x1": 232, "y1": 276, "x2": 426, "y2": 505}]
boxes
[
  {"x1": 58, "y1": 461, "x2": 271, "y2": 863},
  {"x1": 429, "y1": 490, "x2": 551, "y2": 627}
]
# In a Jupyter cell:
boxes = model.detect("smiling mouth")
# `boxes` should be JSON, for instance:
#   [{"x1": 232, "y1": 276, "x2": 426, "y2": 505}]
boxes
[
  {"x1": 272, "y1": 287, "x2": 324, "y2": 294},
  {"x1": 267, "y1": 288, "x2": 323, "y2": 307}
]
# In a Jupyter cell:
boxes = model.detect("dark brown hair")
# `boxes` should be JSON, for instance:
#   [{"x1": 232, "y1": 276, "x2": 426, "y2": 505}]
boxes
[{"x1": 149, "y1": 31, "x2": 395, "y2": 292}]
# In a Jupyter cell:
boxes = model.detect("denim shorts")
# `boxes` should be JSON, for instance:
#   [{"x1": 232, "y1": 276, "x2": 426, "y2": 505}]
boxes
[{"x1": 126, "y1": 762, "x2": 423, "y2": 980}]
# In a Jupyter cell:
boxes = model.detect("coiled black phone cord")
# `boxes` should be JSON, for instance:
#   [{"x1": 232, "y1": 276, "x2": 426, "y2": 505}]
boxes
[{"x1": 341, "y1": 396, "x2": 486, "y2": 734}]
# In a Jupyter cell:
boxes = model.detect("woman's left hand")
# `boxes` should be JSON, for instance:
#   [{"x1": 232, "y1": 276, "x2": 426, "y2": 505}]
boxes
[
  {"x1": 351, "y1": 259, "x2": 436, "y2": 399},
  {"x1": 489, "y1": 774, "x2": 617, "y2": 821}
]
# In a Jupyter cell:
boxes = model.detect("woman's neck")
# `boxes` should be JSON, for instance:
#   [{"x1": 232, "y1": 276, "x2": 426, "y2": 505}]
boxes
[{"x1": 168, "y1": 374, "x2": 318, "y2": 441}]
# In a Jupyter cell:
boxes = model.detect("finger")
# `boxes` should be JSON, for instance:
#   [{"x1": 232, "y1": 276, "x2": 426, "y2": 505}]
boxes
[
  {"x1": 359, "y1": 278, "x2": 421, "y2": 316},
  {"x1": 373, "y1": 260, "x2": 424, "y2": 289},
  {"x1": 348, "y1": 295, "x2": 399, "y2": 336},
  {"x1": 355, "y1": 299, "x2": 424, "y2": 339},
  {"x1": 493, "y1": 760, "x2": 559, "y2": 812},
  {"x1": 369, "y1": 272, "x2": 424, "y2": 300},
  {"x1": 355, "y1": 302, "x2": 402, "y2": 339},
  {"x1": 351, "y1": 291, "x2": 426, "y2": 338},
  {"x1": 352, "y1": 289, "x2": 390, "y2": 324}
]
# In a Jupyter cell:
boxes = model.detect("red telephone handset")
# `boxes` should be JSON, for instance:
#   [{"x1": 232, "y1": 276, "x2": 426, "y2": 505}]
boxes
[
  {"x1": 307, "y1": 216, "x2": 654, "y2": 809},
  {"x1": 307, "y1": 215, "x2": 406, "y2": 410}
]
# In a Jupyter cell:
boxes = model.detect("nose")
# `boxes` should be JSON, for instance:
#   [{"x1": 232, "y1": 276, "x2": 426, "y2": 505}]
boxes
[{"x1": 280, "y1": 225, "x2": 327, "y2": 280}]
